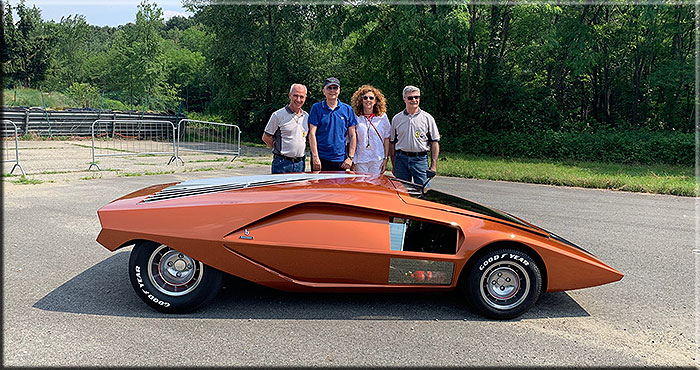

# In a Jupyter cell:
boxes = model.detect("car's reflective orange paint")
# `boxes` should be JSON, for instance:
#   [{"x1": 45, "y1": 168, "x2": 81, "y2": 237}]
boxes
[{"x1": 97, "y1": 173, "x2": 623, "y2": 295}]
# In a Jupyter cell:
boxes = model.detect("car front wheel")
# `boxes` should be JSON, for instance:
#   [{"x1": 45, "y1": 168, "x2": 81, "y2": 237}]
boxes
[
  {"x1": 128, "y1": 240, "x2": 223, "y2": 313},
  {"x1": 463, "y1": 248, "x2": 542, "y2": 320}
]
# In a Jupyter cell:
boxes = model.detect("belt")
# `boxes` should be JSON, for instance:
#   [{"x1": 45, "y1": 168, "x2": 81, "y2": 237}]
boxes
[
  {"x1": 397, "y1": 150, "x2": 428, "y2": 157},
  {"x1": 274, "y1": 154, "x2": 305, "y2": 163}
]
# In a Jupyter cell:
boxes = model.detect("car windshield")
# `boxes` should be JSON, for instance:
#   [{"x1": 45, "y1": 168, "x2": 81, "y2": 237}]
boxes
[
  {"x1": 423, "y1": 189, "x2": 533, "y2": 228},
  {"x1": 388, "y1": 178, "x2": 533, "y2": 228}
]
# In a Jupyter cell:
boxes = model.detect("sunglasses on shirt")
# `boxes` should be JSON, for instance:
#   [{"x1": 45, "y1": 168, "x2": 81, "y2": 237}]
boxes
[
  {"x1": 362, "y1": 96, "x2": 375, "y2": 101},
  {"x1": 406, "y1": 96, "x2": 420, "y2": 101}
]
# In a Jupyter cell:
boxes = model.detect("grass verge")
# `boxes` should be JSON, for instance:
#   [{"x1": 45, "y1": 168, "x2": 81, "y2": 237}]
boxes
[
  {"x1": 241, "y1": 141, "x2": 267, "y2": 148},
  {"x1": 11, "y1": 176, "x2": 43, "y2": 185},
  {"x1": 117, "y1": 170, "x2": 175, "y2": 177},
  {"x1": 145, "y1": 170, "x2": 175, "y2": 175},
  {"x1": 80, "y1": 174, "x2": 102, "y2": 180},
  {"x1": 184, "y1": 167, "x2": 217, "y2": 172},
  {"x1": 239, "y1": 158, "x2": 272, "y2": 166},
  {"x1": 192, "y1": 157, "x2": 229, "y2": 163},
  {"x1": 4, "y1": 88, "x2": 74, "y2": 108},
  {"x1": 437, "y1": 153, "x2": 695, "y2": 197}
]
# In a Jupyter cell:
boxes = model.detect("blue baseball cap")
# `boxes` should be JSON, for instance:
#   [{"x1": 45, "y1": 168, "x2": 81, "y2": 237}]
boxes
[{"x1": 323, "y1": 77, "x2": 340, "y2": 88}]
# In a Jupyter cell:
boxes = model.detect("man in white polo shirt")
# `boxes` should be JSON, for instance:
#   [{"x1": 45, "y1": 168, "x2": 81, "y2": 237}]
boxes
[
  {"x1": 389, "y1": 85, "x2": 440, "y2": 185},
  {"x1": 262, "y1": 83, "x2": 309, "y2": 173}
]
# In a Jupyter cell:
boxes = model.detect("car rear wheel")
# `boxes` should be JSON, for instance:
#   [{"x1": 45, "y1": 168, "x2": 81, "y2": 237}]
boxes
[
  {"x1": 463, "y1": 248, "x2": 542, "y2": 320},
  {"x1": 128, "y1": 240, "x2": 223, "y2": 313}
]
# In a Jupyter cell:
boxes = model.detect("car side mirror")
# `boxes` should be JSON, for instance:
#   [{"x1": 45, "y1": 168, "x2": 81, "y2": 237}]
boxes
[{"x1": 421, "y1": 170, "x2": 436, "y2": 194}]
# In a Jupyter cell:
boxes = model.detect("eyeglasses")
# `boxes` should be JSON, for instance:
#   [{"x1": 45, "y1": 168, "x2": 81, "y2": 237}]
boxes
[
  {"x1": 406, "y1": 96, "x2": 420, "y2": 101},
  {"x1": 362, "y1": 96, "x2": 375, "y2": 101},
  {"x1": 325, "y1": 85, "x2": 339, "y2": 90}
]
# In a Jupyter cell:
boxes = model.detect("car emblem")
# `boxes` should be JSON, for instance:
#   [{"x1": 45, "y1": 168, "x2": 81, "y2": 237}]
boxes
[{"x1": 239, "y1": 229, "x2": 253, "y2": 240}]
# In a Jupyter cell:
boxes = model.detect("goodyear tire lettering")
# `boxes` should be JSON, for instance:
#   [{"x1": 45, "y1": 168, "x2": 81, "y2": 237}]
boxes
[
  {"x1": 129, "y1": 241, "x2": 222, "y2": 313},
  {"x1": 480, "y1": 251, "x2": 530, "y2": 271},
  {"x1": 509, "y1": 253, "x2": 529, "y2": 266},
  {"x1": 464, "y1": 248, "x2": 542, "y2": 319},
  {"x1": 146, "y1": 294, "x2": 171, "y2": 307},
  {"x1": 134, "y1": 266, "x2": 146, "y2": 288},
  {"x1": 479, "y1": 254, "x2": 500, "y2": 270}
]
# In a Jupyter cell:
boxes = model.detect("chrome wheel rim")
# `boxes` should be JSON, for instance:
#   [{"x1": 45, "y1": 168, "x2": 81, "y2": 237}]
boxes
[
  {"x1": 147, "y1": 245, "x2": 203, "y2": 296},
  {"x1": 479, "y1": 260, "x2": 530, "y2": 310}
]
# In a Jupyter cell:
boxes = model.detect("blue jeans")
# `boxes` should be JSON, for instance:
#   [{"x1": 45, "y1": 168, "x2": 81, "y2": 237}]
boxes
[
  {"x1": 319, "y1": 158, "x2": 345, "y2": 171},
  {"x1": 394, "y1": 151, "x2": 429, "y2": 185},
  {"x1": 271, "y1": 156, "x2": 305, "y2": 174}
]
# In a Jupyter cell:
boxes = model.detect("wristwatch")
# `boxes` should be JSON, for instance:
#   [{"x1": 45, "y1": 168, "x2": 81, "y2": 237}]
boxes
[{"x1": 347, "y1": 155, "x2": 354, "y2": 161}]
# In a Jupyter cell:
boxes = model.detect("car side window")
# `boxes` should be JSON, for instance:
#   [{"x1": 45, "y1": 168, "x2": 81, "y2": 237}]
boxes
[{"x1": 389, "y1": 217, "x2": 457, "y2": 255}]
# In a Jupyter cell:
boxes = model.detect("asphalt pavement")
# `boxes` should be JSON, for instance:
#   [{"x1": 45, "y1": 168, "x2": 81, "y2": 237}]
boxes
[{"x1": 2, "y1": 143, "x2": 697, "y2": 367}]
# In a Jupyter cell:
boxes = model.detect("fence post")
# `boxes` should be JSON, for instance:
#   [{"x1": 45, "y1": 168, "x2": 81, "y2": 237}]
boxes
[
  {"x1": 112, "y1": 112, "x2": 116, "y2": 137},
  {"x1": 11, "y1": 121, "x2": 25, "y2": 175},
  {"x1": 3, "y1": 120, "x2": 26, "y2": 176},
  {"x1": 40, "y1": 89, "x2": 52, "y2": 138},
  {"x1": 23, "y1": 109, "x2": 29, "y2": 136},
  {"x1": 167, "y1": 122, "x2": 183, "y2": 166},
  {"x1": 89, "y1": 120, "x2": 100, "y2": 171}
]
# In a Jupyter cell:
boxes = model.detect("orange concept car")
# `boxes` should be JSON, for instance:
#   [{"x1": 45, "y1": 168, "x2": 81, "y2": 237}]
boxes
[{"x1": 96, "y1": 172, "x2": 623, "y2": 319}]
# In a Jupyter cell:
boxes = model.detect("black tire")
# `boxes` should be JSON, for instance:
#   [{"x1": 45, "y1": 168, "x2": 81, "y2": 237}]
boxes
[
  {"x1": 462, "y1": 248, "x2": 542, "y2": 320},
  {"x1": 128, "y1": 240, "x2": 223, "y2": 313}
]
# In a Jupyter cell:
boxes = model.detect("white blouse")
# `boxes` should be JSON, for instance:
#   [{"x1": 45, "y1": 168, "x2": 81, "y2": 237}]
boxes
[{"x1": 354, "y1": 113, "x2": 390, "y2": 164}]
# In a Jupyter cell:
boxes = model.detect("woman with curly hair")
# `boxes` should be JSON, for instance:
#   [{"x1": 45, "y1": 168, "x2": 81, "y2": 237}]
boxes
[{"x1": 350, "y1": 85, "x2": 391, "y2": 174}]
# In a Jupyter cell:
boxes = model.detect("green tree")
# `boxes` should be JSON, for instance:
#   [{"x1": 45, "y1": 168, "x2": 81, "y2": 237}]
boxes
[
  {"x1": 2, "y1": 1, "x2": 18, "y2": 87},
  {"x1": 191, "y1": 3, "x2": 320, "y2": 134},
  {"x1": 106, "y1": 1, "x2": 176, "y2": 110},
  {"x1": 8, "y1": 0, "x2": 53, "y2": 87},
  {"x1": 161, "y1": 36, "x2": 206, "y2": 110},
  {"x1": 65, "y1": 82, "x2": 99, "y2": 108},
  {"x1": 44, "y1": 14, "x2": 91, "y2": 90},
  {"x1": 163, "y1": 15, "x2": 193, "y2": 31}
]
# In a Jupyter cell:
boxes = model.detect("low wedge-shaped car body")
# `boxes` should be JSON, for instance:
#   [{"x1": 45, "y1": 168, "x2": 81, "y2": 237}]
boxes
[{"x1": 96, "y1": 172, "x2": 623, "y2": 319}]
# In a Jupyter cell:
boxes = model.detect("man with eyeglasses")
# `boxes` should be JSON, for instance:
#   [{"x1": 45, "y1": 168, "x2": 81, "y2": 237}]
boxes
[
  {"x1": 389, "y1": 85, "x2": 440, "y2": 186},
  {"x1": 308, "y1": 77, "x2": 358, "y2": 172},
  {"x1": 262, "y1": 83, "x2": 309, "y2": 174}
]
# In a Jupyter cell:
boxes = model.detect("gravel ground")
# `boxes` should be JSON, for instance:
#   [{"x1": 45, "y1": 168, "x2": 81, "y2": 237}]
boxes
[
  {"x1": 2, "y1": 139, "x2": 697, "y2": 367},
  {"x1": 3, "y1": 139, "x2": 276, "y2": 184}
]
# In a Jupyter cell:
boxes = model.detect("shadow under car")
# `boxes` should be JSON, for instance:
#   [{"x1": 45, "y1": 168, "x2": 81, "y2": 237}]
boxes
[{"x1": 33, "y1": 251, "x2": 590, "y2": 321}]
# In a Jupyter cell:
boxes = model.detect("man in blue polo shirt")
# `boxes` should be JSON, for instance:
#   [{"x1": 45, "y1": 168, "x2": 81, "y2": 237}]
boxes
[{"x1": 308, "y1": 77, "x2": 357, "y2": 171}]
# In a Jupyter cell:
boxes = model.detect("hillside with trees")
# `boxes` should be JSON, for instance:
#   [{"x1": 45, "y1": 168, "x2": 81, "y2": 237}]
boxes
[{"x1": 2, "y1": 0, "x2": 694, "y2": 165}]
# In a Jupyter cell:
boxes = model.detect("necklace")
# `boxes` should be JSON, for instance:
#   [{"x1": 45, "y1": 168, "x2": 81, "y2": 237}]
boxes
[{"x1": 364, "y1": 115, "x2": 374, "y2": 149}]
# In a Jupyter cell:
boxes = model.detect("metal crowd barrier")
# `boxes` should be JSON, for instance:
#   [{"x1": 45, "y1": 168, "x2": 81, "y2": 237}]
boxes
[
  {"x1": 176, "y1": 119, "x2": 241, "y2": 161},
  {"x1": 2, "y1": 107, "x2": 184, "y2": 137},
  {"x1": 2, "y1": 120, "x2": 26, "y2": 176},
  {"x1": 89, "y1": 119, "x2": 178, "y2": 170}
]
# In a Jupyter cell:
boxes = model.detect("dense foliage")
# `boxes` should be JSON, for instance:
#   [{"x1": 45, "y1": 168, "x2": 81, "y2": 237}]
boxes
[
  {"x1": 444, "y1": 129, "x2": 693, "y2": 166},
  {"x1": 1, "y1": 1, "x2": 695, "y2": 165}
]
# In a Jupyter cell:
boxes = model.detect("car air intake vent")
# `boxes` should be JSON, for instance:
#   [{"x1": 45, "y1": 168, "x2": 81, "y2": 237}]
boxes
[
  {"x1": 141, "y1": 173, "x2": 369, "y2": 203},
  {"x1": 141, "y1": 178, "x2": 307, "y2": 203}
]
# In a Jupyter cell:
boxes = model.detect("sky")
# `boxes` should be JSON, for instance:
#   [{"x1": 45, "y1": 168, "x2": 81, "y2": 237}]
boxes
[{"x1": 13, "y1": 0, "x2": 193, "y2": 27}]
